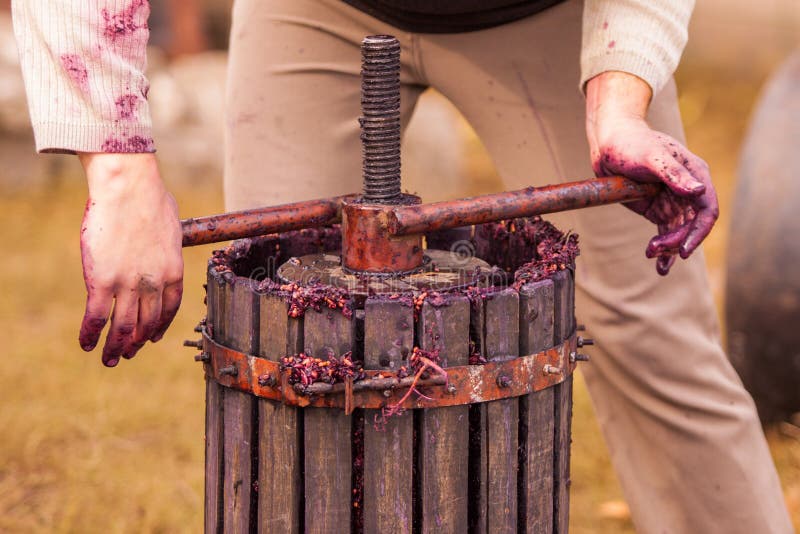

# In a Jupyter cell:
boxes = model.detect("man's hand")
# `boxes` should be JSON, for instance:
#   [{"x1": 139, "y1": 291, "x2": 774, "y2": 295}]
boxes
[
  {"x1": 585, "y1": 71, "x2": 719, "y2": 275},
  {"x1": 78, "y1": 153, "x2": 183, "y2": 367}
]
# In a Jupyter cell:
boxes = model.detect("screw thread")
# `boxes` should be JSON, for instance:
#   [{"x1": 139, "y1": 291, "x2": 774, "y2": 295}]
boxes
[{"x1": 360, "y1": 35, "x2": 401, "y2": 203}]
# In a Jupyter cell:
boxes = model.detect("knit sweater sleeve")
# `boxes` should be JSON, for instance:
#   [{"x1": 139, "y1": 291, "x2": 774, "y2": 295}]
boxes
[
  {"x1": 581, "y1": 0, "x2": 694, "y2": 96},
  {"x1": 11, "y1": 0, "x2": 154, "y2": 154}
]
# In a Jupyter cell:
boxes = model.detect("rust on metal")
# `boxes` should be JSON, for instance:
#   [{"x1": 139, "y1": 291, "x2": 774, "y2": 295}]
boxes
[
  {"x1": 201, "y1": 329, "x2": 577, "y2": 411},
  {"x1": 181, "y1": 194, "x2": 355, "y2": 247},
  {"x1": 387, "y1": 176, "x2": 659, "y2": 236},
  {"x1": 341, "y1": 195, "x2": 424, "y2": 273},
  {"x1": 181, "y1": 177, "x2": 658, "y2": 252}
]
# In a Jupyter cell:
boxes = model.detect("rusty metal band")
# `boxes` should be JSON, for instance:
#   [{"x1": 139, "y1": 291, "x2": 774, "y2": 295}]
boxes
[{"x1": 202, "y1": 330, "x2": 577, "y2": 411}]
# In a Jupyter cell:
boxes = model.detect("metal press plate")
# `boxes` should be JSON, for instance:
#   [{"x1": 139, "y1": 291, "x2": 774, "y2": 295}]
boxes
[{"x1": 276, "y1": 249, "x2": 498, "y2": 296}]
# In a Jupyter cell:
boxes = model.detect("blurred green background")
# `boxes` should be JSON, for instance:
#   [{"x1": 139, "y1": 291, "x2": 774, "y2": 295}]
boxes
[{"x1": 0, "y1": 1, "x2": 798, "y2": 532}]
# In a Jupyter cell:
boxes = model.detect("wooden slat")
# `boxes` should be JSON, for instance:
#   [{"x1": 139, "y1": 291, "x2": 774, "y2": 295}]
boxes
[
  {"x1": 551, "y1": 270, "x2": 569, "y2": 343},
  {"x1": 552, "y1": 270, "x2": 573, "y2": 534},
  {"x1": 519, "y1": 280, "x2": 555, "y2": 362},
  {"x1": 363, "y1": 298, "x2": 414, "y2": 534},
  {"x1": 485, "y1": 288, "x2": 519, "y2": 361},
  {"x1": 468, "y1": 403, "x2": 488, "y2": 534},
  {"x1": 484, "y1": 288, "x2": 520, "y2": 534},
  {"x1": 205, "y1": 377, "x2": 224, "y2": 534},
  {"x1": 223, "y1": 389, "x2": 255, "y2": 532},
  {"x1": 223, "y1": 280, "x2": 258, "y2": 532},
  {"x1": 467, "y1": 284, "x2": 490, "y2": 531},
  {"x1": 204, "y1": 272, "x2": 224, "y2": 533},
  {"x1": 257, "y1": 293, "x2": 302, "y2": 533},
  {"x1": 553, "y1": 375, "x2": 573, "y2": 534},
  {"x1": 419, "y1": 296, "x2": 470, "y2": 534},
  {"x1": 567, "y1": 269, "x2": 575, "y2": 335},
  {"x1": 469, "y1": 293, "x2": 486, "y2": 360},
  {"x1": 519, "y1": 280, "x2": 555, "y2": 534},
  {"x1": 206, "y1": 271, "x2": 218, "y2": 341},
  {"x1": 303, "y1": 306, "x2": 354, "y2": 533}
]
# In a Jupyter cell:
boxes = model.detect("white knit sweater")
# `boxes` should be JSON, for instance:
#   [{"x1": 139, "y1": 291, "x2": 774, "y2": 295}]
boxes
[{"x1": 11, "y1": 0, "x2": 694, "y2": 154}]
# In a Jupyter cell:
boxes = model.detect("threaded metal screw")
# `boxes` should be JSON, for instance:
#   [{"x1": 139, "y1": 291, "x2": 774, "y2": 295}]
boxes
[{"x1": 360, "y1": 35, "x2": 402, "y2": 203}]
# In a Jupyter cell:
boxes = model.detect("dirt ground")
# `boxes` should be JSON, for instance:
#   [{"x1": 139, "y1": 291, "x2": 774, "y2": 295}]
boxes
[{"x1": 0, "y1": 59, "x2": 798, "y2": 534}]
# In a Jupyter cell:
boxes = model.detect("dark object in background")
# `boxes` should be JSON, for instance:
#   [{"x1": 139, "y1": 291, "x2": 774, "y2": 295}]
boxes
[
  {"x1": 149, "y1": 0, "x2": 232, "y2": 57},
  {"x1": 726, "y1": 50, "x2": 800, "y2": 424}
]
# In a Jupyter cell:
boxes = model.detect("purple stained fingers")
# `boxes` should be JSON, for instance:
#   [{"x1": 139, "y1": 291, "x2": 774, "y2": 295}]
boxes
[
  {"x1": 126, "y1": 277, "x2": 162, "y2": 357},
  {"x1": 150, "y1": 281, "x2": 183, "y2": 343},
  {"x1": 101, "y1": 289, "x2": 138, "y2": 367},
  {"x1": 81, "y1": 278, "x2": 182, "y2": 367},
  {"x1": 594, "y1": 132, "x2": 719, "y2": 275}
]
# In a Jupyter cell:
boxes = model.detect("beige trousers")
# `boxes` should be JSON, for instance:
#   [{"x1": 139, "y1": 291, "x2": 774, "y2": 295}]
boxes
[{"x1": 223, "y1": 0, "x2": 793, "y2": 532}]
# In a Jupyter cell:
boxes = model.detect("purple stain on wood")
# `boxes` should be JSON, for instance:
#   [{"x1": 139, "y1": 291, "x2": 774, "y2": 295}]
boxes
[
  {"x1": 60, "y1": 54, "x2": 89, "y2": 93},
  {"x1": 115, "y1": 94, "x2": 139, "y2": 120},
  {"x1": 101, "y1": 135, "x2": 154, "y2": 153}
]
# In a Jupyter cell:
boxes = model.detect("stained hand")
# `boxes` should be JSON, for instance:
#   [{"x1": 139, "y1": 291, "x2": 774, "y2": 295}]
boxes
[
  {"x1": 586, "y1": 72, "x2": 719, "y2": 275},
  {"x1": 78, "y1": 153, "x2": 184, "y2": 366}
]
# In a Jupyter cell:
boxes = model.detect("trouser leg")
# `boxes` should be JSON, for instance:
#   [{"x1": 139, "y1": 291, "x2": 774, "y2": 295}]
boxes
[{"x1": 419, "y1": 2, "x2": 792, "y2": 532}]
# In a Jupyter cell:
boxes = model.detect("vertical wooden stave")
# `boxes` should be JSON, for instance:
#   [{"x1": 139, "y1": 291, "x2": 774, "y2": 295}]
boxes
[
  {"x1": 303, "y1": 306, "x2": 355, "y2": 533},
  {"x1": 483, "y1": 288, "x2": 520, "y2": 534},
  {"x1": 552, "y1": 270, "x2": 574, "y2": 534},
  {"x1": 468, "y1": 287, "x2": 488, "y2": 534},
  {"x1": 419, "y1": 297, "x2": 470, "y2": 534},
  {"x1": 205, "y1": 270, "x2": 225, "y2": 534},
  {"x1": 363, "y1": 298, "x2": 415, "y2": 534},
  {"x1": 553, "y1": 376, "x2": 573, "y2": 534},
  {"x1": 519, "y1": 280, "x2": 556, "y2": 534},
  {"x1": 468, "y1": 403, "x2": 488, "y2": 534},
  {"x1": 222, "y1": 279, "x2": 258, "y2": 532},
  {"x1": 257, "y1": 294, "x2": 303, "y2": 534}
]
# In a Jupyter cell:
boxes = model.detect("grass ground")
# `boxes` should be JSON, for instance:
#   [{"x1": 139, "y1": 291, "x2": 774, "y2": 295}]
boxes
[{"x1": 0, "y1": 65, "x2": 798, "y2": 532}]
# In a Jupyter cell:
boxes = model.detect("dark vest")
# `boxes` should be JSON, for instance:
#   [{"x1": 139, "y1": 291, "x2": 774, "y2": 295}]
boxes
[{"x1": 341, "y1": 0, "x2": 568, "y2": 33}]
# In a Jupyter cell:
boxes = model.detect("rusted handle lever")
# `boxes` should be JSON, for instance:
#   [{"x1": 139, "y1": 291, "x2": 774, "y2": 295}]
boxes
[
  {"x1": 181, "y1": 176, "x2": 659, "y2": 247},
  {"x1": 387, "y1": 176, "x2": 660, "y2": 236},
  {"x1": 181, "y1": 194, "x2": 356, "y2": 247}
]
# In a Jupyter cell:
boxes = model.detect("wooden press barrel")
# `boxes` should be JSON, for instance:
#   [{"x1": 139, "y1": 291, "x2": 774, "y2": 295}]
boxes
[{"x1": 200, "y1": 220, "x2": 577, "y2": 533}]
